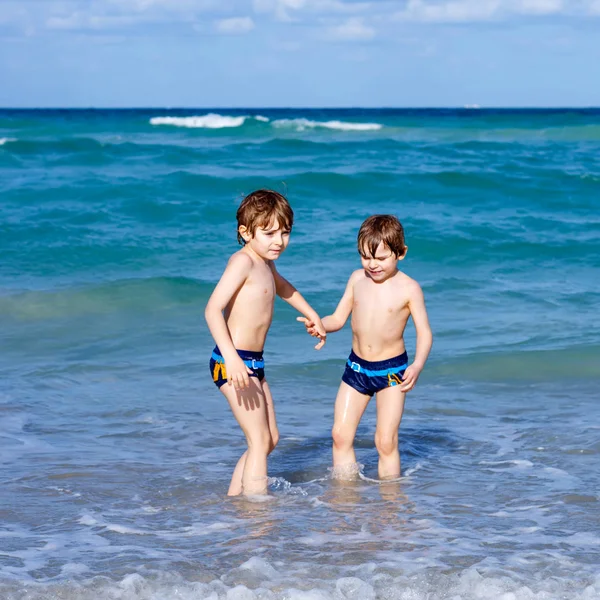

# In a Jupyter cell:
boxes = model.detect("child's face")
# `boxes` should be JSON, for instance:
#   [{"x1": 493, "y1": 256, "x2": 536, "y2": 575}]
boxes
[
  {"x1": 360, "y1": 241, "x2": 404, "y2": 282},
  {"x1": 241, "y1": 218, "x2": 291, "y2": 260}
]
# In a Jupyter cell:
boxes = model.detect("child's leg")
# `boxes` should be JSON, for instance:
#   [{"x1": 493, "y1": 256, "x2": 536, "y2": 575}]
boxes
[
  {"x1": 219, "y1": 377, "x2": 273, "y2": 496},
  {"x1": 226, "y1": 379, "x2": 279, "y2": 496},
  {"x1": 374, "y1": 386, "x2": 406, "y2": 479},
  {"x1": 331, "y1": 381, "x2": 370, "y2": 476},
  {"x1": 261, "y1": 380, "x2": 280, "y2": 450}
]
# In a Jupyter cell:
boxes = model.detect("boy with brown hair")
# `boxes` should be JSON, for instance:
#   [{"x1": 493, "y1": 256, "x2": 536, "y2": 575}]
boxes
[
  {"x1": 300, "y1": 215, "x2": 432, "y2": 479},
  {"x1": 205, "y1": 189, "x2": 326, "y2": 496}
]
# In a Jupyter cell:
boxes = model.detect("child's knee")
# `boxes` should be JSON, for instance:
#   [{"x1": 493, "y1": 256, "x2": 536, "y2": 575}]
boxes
[
  {"x1": 268, "y1": 430, "x2": 280, "y2": 453},
  {"x1": 375, "y1": 431, "x2": 398, "y2": 456},
  {"x1": 332, "y1": 426, "x2": 353, "y2": 450},
  {"x1": 248, "y1": 430, "x2": 273, "y2": 453}
]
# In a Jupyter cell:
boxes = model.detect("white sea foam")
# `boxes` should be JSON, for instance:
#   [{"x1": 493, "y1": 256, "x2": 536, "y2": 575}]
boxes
[
  {"x1": 239, "y1": 556, "x2": 280, "y2": 580},
  {"x1": 1, "y1": 567, "x2": 598, "y2": 599},
  {"x1": 78, "y1": 515, "x2": 98, "y2": 526},
  {"x1": 480, "y1": 459, "x2": 534, "y2": 468},
  {"x1": 105, "y1": 523, "x2": 149, "y2": 535},
  {"x1": 149, "y1": 114, "x2": 269, "y2": 128},
  {"x1": 149, "y1": 114, "x2": 381, "y2": 131},
  {"x1": 150, "y1": 114, "x2": 246, "y2": 128},
  {"x1": 272, "y1": 118, "x2": 382, "y2": 131},
  {"x1": 0, "y1": 137, "x2": 16, "y2": 145}
]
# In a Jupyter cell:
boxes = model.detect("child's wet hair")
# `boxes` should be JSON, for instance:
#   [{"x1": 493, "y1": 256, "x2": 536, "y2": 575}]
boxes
[
  {"x1": 358, "y1": 215, "x2": 406, "y2": 258},
  {"x1": 236, "y1": 189, "x2": 294, "y2": 245}
]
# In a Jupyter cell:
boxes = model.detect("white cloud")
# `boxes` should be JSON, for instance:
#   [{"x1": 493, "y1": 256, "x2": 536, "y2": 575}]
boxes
[
  {"x1": 588, "y1": 0, "x2": 600, "y2": 14},
  {"x1": 105, "y1": 0, "x2": 221, "y2": 12},
  {"x1": 518, "y1": 0, "x2": 563, "y2": 14},
  {"x1": 4, "y1": 0, "x2": 600, "y2": 38},
  {"x1": 253, "y1": 0, "x2": 306, "y2": 22},
  {"x1": 253, "y1": 0, "x2": 371, "y2": 22},
  {"x1": 46, "y1": 12, "x2": 144, "y2": 31},
  {"x1": 326, "y1": 17, "x2": 375, "y2": 40},
  {"x1": 397, "y1": 0, "x2": 499, "y2": 22},
  {"x1": 30, "y1": 0, "x2": 231, "y2": 34},
  {"x1": 395, "y1": 0, "x2": 571, "y2": 22},
  {"x1": 215, "y1": 16, "x2": 255, "y2": 33}
]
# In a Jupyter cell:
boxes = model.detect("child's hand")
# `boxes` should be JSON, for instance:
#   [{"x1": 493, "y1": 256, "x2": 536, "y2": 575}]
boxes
[
  {"x1": 296, "y1": 317, "x2": 327, "y2": 350},
  {"x1": 312, "y1": 317, "x2": 327, "y2": 350},
  {"x1": 224, "y1": 354, "x2": 253, "y2": 391},
  {"x1": 399, "y1": 363, "x2": 422, "y2": 392}
]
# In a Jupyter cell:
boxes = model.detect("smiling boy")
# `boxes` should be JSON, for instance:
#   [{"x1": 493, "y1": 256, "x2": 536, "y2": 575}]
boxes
[{"x1": 300, "y1": 215, "x2": 432, "y2": 479}]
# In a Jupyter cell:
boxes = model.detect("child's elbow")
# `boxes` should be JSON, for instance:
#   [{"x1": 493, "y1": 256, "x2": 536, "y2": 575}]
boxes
[
  {"x1": 417, "y1": 325, "x2": 433, "y2": 344},
  {"x1": 204, "y1": 302, "x2": 218, "y2": 323}
]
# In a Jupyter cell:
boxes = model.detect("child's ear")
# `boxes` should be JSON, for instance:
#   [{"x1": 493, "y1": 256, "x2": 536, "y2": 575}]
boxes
[
  {"x1": 397, "y1": 246, "x2": 408, "y2": 260},
  {"x1": 238, "y1": 225, "x2": 251, "y2": 243}
]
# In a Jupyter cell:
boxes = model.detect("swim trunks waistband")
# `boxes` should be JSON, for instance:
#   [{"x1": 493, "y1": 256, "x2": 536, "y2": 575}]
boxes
[
  {"x1": 346, "y1": 350, "x2": 408, "y2": 377},
  {"x1": 212, "y1": 346, "x2": 264, "y2": 370}
]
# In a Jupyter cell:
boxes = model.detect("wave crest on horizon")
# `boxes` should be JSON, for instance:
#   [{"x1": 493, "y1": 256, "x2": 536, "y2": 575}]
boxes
[
  {"x1": 149, "y1": 114, "x2": 382, "y2": 132},
  {"x1": 273, "y1": 118, "x2": 382, "y2": 131},
  {"x1": 149, "y1": 114, "x2": 269, "y2": 129}
]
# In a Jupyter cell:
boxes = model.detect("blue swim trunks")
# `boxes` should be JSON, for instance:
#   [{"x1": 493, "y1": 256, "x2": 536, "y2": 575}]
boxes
[
  {"x1": 209, "y1": 346, "x2": 265, "y2": 389},
  {"x1": 342, "y1": 350, "x2": 408, "y2": 396}
]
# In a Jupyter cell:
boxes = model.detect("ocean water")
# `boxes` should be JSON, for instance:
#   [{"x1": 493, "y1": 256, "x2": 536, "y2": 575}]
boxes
[{"x1": 1, "y1": 108, "x2": 599, "y2": 599}]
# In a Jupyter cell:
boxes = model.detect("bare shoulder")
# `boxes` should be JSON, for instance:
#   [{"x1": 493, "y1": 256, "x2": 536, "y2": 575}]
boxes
[
  {"x1": 227, "y1": 250, "x2": 254, "y2": 270},
  {"x1": 349, "y1": 268, "x2": 366, "y2": 285},
  {"x1": 223, "y1": 251, "x2": 254, "y2": 281},
  {"x1": 397, "y1": 272, "x2": 424, "y2": 299}
]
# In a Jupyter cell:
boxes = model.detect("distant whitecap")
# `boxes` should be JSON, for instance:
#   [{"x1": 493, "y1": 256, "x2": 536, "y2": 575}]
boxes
[
  {"x1": 272, "y1": 118, "x2": 382, "y2": 131},
  {"x1": 150, "y1": 114, "x2": 246, "y2": 128},
  {"x1": 150, "y1": 114, "x2": 270, "y2": 128}
]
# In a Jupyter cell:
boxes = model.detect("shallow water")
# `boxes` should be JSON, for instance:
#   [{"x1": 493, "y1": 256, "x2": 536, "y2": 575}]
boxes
[{"x1": 1, "y1": 108, "x2": 599, "y2": 599}]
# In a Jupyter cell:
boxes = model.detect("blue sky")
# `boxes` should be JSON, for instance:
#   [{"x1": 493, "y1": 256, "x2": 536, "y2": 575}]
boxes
[{"x1": 1, "y1": 0, "x2": 599, "y2": 107}]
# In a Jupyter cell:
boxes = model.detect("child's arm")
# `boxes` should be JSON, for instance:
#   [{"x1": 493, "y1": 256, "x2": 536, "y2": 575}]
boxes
[
  {"x1": 299, "y1": 270, "x2": 358, "y2": 337},
  {"x1": 271, "y1": 266, "x2": 327, "y2": 349},
  {"x1": 204, "y1": 254, "x2": 254, "y2": 390},
  {"x1": 400, "y1": 281, "x2": 433, "y2": 393}
]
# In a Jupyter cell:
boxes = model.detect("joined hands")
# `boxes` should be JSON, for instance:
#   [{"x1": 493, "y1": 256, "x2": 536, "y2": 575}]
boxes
[{"x1": 296, "y1": 317, "x2": 327, "y2": 350}]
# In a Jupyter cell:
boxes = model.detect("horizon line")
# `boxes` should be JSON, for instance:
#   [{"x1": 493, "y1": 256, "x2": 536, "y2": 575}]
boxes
[{"x1": 1, "y1": 105, "x2": 600, "y2": 111}]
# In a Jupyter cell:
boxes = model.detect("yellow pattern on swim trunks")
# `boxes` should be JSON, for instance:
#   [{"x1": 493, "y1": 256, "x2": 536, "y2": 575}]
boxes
[
  {"x1": 387, "y1": 372, "x2": 402, "y2": 387},
  {"x1": 213, "y1": 361, "x2": 227, "y2": 382}
]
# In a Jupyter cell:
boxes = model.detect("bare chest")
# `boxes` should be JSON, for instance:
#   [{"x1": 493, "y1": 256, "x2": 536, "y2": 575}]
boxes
[
  {"x1": 353, "y1": 280, "x2": 408, "y2": 317},
  {"x1": 242, "y1": 267, "x2": 276, "y2": 303}
]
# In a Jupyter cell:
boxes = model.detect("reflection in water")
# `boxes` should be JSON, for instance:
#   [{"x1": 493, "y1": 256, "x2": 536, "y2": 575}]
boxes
[{"x1": 232, "y1": 495, "x2": 279, "y2": 543}]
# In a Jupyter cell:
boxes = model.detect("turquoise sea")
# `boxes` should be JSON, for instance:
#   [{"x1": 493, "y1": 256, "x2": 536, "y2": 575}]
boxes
[{"x1": 1, "y1": 109, "x2": 599, "y2": 599}]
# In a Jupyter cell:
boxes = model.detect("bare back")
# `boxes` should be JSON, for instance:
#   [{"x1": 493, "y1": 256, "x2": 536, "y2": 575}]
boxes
[
  {"x1": 351, "y1": 269, "x2": 416, "y2": 361},
  {"x1": 224, "y1": 249, "x2": 276, "y2": 351}
]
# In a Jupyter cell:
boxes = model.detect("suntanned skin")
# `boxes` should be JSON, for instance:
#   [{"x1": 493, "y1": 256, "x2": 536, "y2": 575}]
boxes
[
  {"x1": 205, "y1": 218, "x2": 326, "y2": 496},
  {"x1": 300, "y1": 241, "x2": 432, "y2": 480}
]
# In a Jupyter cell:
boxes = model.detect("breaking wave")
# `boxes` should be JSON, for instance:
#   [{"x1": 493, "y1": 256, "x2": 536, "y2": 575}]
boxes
[
  {"x1": 272, "y1": 118, "x2": 382, "y2": 131},
  {"x1": 150, "y1": 114, "x2": 267, "y2": 129},
  {"x1": 149, "y1": 113, "x2": 383, "y2": 132}
]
